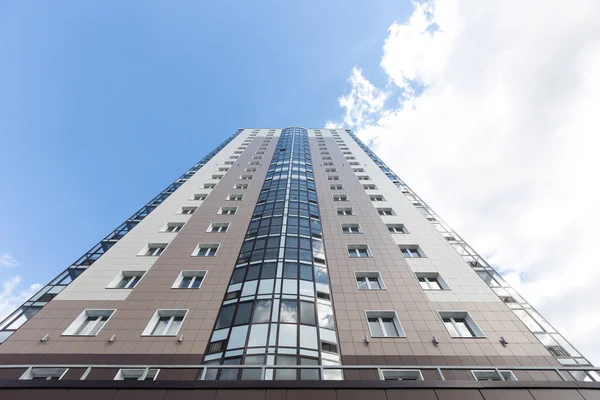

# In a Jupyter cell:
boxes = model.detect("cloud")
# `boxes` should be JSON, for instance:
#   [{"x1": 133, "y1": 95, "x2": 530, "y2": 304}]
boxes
[
  {"x1": 0, "y1": 253, "x2": 19, "y2": 269},
  {"x1": 330, "y1": 0, "x2": 600, "y2": 364},
  {"x1": 0, "y1": 276, "x2": 42, "y2": 321}
]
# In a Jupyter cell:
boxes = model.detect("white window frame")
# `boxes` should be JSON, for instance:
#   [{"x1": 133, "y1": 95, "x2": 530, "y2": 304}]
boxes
[
  {"x1": 327, "y1": 176, "x2": 340, "y2": 181},
  {"x1": 380, "y1": 370, "x2": 423, "y2": 381},
  {"x1": 142, "y1": 309, "x2": 188, "y2": 336},
  {"x1": 365, "y1": 310, "x2": 405, "y2": 338},
  {"x1": 387, "y1": 224, "x2": 407, "y2": 234},
  {"x1": 472, "y1": 370, "x2": 517, "y2": 381},
  {"x1": 219, "y1": 207, "x2": 238, "y2": 215},
  {"x1": 416, "y1": 272, "x2": 449, "y2": 290},
  {"x1": 234, "y1": 183, "x2": 249, "y2": 189},
  {"x1": 363, "y1": 184, "x2": 377, "y2": 190},
  {"x1": 399, "y1": 246, "x2": 424, "y2": 258},
  {"x1": 192, "y1": 244, "x2": 220, "y2": 257},
  {"x1": 115, "y1": 368, "x2": 160, "y2": 381},
  {"x1": 240, "y1": 174, "x2": 254, "y2": 180},
  {"x1": 341, "y1": 223, "x2": 361, "y2": 234},
  {"x1": 107, "y1": 271, "x2": 145, "y2": 289},
  {"x1": 330, "y1": 184, "x2": 344, "y2": 190},
  {"x1": 179, "y1": 206, "x2": 197, "y2": 215},
  {"x1": 139, "y1": 243, "x2": 168, "y2": 257},
  {"x1": 227, "y1": 194, "x2": 244, "y2": 201},
  {"x1": 337, "y1": 208, "x2": 354, "y2": 216},
  {"x1": 63, "y1": 309, "x2": 115, "y2": 336},
  {"x1": 161, "y1": 222, "x2": 185, "y2": 233},
  {"x1": 355, "y1": 272, "x2": 385, "y2": 290},
  {"x1": 191, "y1": 193, "x2": 208, "y2": 201},
  {"x1": 207, "y1": 222, "x2": 230, "y2": 233},
  {"x1": 203, "y1": 183, "x2": 216, "y2": 189},
  {"x1": 347, "y1": 244, "x2": 371, "y2": 258},
  {"x1": 20, "y1": 367, "x2": 68, "y2": 380},
  {"x1": 377, "y1": 208, "x2": 394, "y2": 216},
  {"x1": 370, "y1": 195, "x2": 385, "y2": 202},
  {"x1": 333, "y1": 194, "x2": 348, "y2": 202},
  {"x1": 438, "y1": 311, "x2": 486, "y2": 338},
  {"x1": 172, "y1": 270, "x2": 207, "y2": 289}
]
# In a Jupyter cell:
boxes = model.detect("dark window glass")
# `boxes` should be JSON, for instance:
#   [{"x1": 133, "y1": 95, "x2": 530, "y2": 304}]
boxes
[
  {"x1": 231, "y1": 268, "x2": 246, "y2": 284},
  {"x1": 300, "y1": 301, "x2": 316, "y2": 325},
  {"x1": 246, "y1": 265, "x2": 260, "y2": 281},
  {"x1": 283, "y1": 263, "x2": 298, "y2": 279},
  {"x1": 300, "y1": 264, "x2": 312, "y2": 281},
  {"x1": 215, "y1": 304, "x2": 235, "y2": 329},
  {"x1": 261, "y1": 263, "x2": 277, "y2": 279},
  {"x1": 234, "y1": 301, "x2": 253, "y2": 325}
]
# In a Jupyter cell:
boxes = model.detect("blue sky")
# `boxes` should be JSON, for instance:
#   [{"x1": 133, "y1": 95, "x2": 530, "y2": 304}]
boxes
[{"x1": 0, "y1": 1, "x2": 411, "y2": 296}]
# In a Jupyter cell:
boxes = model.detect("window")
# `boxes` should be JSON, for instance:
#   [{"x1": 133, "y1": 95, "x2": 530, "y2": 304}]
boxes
[
  {"x1": 172, "y1": 270, "x2": 206, "y2": 289},
  {"x1": 229, "y1": 156, "x2": 239, "y2": 160},
  {"x1": 224, "y1": 160, "x2": 234, "y2": 165},
  {"x1": 357, "y1": 175, "x2": 370, "y2": 181},
  {"x1": 330, "y1": 184, "x2": 343, "y2": 190},
  {"x1": 381, "y1": 370, "x2": 423, "y2": 381},
  {"x1": 363, "y1": 184, "x2": 377, "y2": 190},
  {"x1": 180, "y1": 206, "x2": 197, "y2": 215},
  {"x1": 377, "y1": 208, "x2": 394, "y2": 216},
  {"x1": 240, "y1": 174, "x2": 253, "y2": 180},
  {"x1": 142, "y1": 309, "x2": 187, "y2": 336},
  {"x1": 325, "y1": 168, "x2": 337, "y2": 173},
  {"x1": 227, "y1": 194, "x2": 244, "y2": 201},
  {"x1": 20, "y1": 368, "x2": 68, "y2": 380},
  {"x1": 245, "y1": 167, "x2": 257, "y2": 172},
  {"x1": 355, "y1": 272, "x2": 384, "y2": 290},
  {"x1": 140, "y1": 244, "x2": 167, "y2": 256},
  {"x1": 108, "y1": 271, "x2": 145, "y2": 289},
  {"x1": 208, "y1": 222, "x2": 230, "y2": 233},
  {"x1": 370, "y1": 195, "x2": 385, "y2": 202},
  {"x1": 472, "y1": 370, "x2": 517, "y2": 381},
  {"x1": 219, "y1": 207, "x2": 237, "y2": 215},
  {"x1": 192, "y1": 194, "x2": 207, "y2": 201},
  {"x1": 63, "y1": 309, "x2": 115, "y2": 336},
  {"x1": 327, "y1": 176, "x2": 340, "y2": 181},
  {"x1": 399, "y1": 246, "x2": 424, "y2": 258},
  {"x1": 439, "y1": 311, "x2": 485, "y2": 338},
  {"x1": 234, "y1": 183, "x2": 249, "y2": 189},
  {"x1": 416, "y1": 272, "x2": 448, "y2": 290},
  {"x1": 115, "y1": 369, "x2": 159, "y2": 381},
  {"x1": 347, "y1": 245, "x2": 371, "y2": 258},
  {"x1": 203, "y1": 183, "x2": 216, "y2": 189},
  {"x1": 342, "y1": 223, "x2": 361, "y2": 234},
  {"x1": 387, "y1": 224, "x2": 406, "y2": 234},
  {"x1": 366, "y1": 311, "x2": 405, "y2": 337},
  {"x1": 337, "y1": 208, "x2": 353, "y2": 216},
  {"x1": 333, "y1": 194, "x2": 348, "y2": 201},
  {"x1": 163, "y1": 222, "x2": 184, "y2": 233},
  {"x1": 323, "y1": 161, "x2": 334, "y2": 166},
  {"x1": 349, "y1": 161, "x2": 359, "y2": 166},
  {"x1": 211, "y1": 174, "x2": 223, "y2": 180},
  {"x1": 192, "y1": 244, "x2": 219, "y2": 257}
]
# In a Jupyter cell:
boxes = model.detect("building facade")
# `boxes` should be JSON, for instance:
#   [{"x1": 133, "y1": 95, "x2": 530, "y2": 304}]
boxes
[{"x1": 0, "y1": 127, "x2": 598, "y2": 399}]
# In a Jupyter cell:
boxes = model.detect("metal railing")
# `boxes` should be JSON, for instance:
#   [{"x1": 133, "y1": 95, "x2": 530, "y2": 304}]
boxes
[{"x1": 3, "y1": 364, "x2": 600, "y2": 383}]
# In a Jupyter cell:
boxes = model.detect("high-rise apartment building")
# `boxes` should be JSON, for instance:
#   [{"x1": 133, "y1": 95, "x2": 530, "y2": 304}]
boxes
[{"x1": 0, "y1": 127, "x2": 597, "y2": 399}]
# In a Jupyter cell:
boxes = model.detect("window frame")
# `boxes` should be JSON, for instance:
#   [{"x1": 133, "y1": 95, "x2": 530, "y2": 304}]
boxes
[
  {"x1": 387, "y1": 224, "x2": 407, "y2": 234},
  {"x1": 139, "y1": 243, "x2": 168, "y2": 257},
  {"x1": 179, "y1": 206, "x2": 197, "y2": 215},
  {"x1": 438, "y1": 311, "x2": 486, "y2": 338},
  {"x1": 115, "y1": 368, "x2": 160, "y2": 381},
  {"x1": 365, "y1": 310, "x2": 405, "y2": 338},
  {"x1": 471, "y1": 370, "x2": 517, "y2": 381},
  {"x1": 333, "y1": 194, "x2": 348, "y2": 202},
  {"x1": 380, "y1": 370, "x2": 423, "y2": 381},
  {"x1": 207, "y1": 222, "x2": 230, "y2": 233},
  {"x1": 172, "y1": 270, "x2": 207, "y2": 289},
  {"x1": 341, "y1": 223, "x2": 361, "y2": 234},
  {"x1": 355, "y1": 272, "x2": 385, "y2": 290},
  {"x1": 20, "y1": 367, "x2": 68, "y2": 381},
  {"x1": 399, "y1": 245, "x2": 425, "y2": 258},
  {"x1": 415, "y1": 272, "x2": 449, "y2": 291},
  {"x1": 142, "y1": 309, "x2": 188, "y2": 336},
  {"x1": 107, "y1": 271, "x2": 145, "y2": 289},
  {"x1": 347, "y1": 244, "x2": 371, "y2": 258},
  {"x1": 227, "y1": 194, "x2": 244, "y2": 201},
  {"x1": 62, "y1": 309, "x2": 116, "y2": 336},
  {"x1": 161, "y1": 222, "x2": 185, "y2": 233},
  {"x1": 337, "y1": 207, "x2": 354, "y2": 216},
  {"x1": 218, "y1": 207, "x2": 238, "y2": 215},
  {"x1": 192, "y1": 244, "x2": 220, "y2": 257}
]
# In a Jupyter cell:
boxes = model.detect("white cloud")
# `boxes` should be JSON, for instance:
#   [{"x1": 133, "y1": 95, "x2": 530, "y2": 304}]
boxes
[
  {"x1": 330, "y1": 0, "x2": 600, "y2": 364},
  {"x1": 0, "y1": 253, "x2": 19, "y2": 269},
  {"x1": 0, "y1": 276, "x2": 42, "y2": 321}
]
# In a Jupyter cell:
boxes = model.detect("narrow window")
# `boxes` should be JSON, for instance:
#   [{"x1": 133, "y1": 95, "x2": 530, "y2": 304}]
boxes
[
  {"x1": 115, "y1": 369, "x2": 159, "y2": 381},
  {"x1": 109, "y1": 271, "x2": 145, "y2": 289},
  {"x1": 337, "y1": 208, "x2": 353, "y2": 216},
  {"x1": 415, "y1": 272, "x2": 448, "y2": 290},
  {"x1": 377, "y1": 208, "x2": 394, "y2": 216}
]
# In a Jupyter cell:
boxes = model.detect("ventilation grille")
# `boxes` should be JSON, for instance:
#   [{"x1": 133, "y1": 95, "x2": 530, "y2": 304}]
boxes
[
  {"x1": 207, "y1": 340, "x2": 226, "y2": 354},
  {"x1": 317, "y1": 292, "x2": 331, "y2": 301},
  {"x1": 548, "y1": 346, "x2": 570, "y2": 357},
  {"x1": 321, "y1": 341, "x2": 338, "y2": 354}
]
